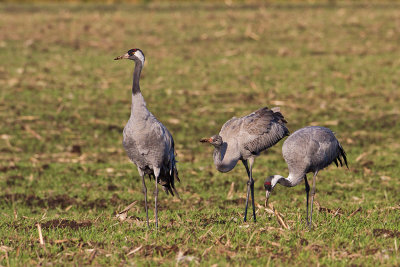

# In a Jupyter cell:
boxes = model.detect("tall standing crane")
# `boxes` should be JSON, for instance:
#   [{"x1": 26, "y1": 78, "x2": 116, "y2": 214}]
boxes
[{"x1": 115, "y1": 49, "x2": 180, "y2": 228}]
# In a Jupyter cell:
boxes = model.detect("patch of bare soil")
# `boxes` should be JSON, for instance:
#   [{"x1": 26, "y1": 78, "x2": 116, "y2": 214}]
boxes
[
  {"x1": 299, "y1": 238, "x2": 308, "y2": 246},
  {"x1": 41, "y1": 219, "x2": 92, "y2": 229},
  {"x1": 0, "y1": 165, "x2": 18, "y2": 172},
  {"x1": 373, "y1": 228, "x2": 400, "y2": 238},
  {"x1": 1, "y1": 193, "x2": 123, "y2": 209},
  {"x1": 107, "y1": 184, "x2": 118, "y2": 191},
  {"x1": 6, "y1": 175, "x2": 24, "y2": 186},
  {"x1": 3, "y1": 193, "x2": 77, "y2": 208}
]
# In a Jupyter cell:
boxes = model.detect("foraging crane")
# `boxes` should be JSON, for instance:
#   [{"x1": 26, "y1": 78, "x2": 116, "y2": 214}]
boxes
[
  {"x1": 264, "y1": 126, "x2": 348, "y2": 227},
  {"x1": 114, "y1": 49, "x2": 180, "y2": 228},
  {"x1": 200, "y1": 107, "x2": 289, "y2": 222}
]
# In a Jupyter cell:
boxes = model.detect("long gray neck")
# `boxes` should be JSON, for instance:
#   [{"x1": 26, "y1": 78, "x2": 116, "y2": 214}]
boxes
[
  {"x1": 130, "y1": 60, "x2": 148, "y2": 117},
  {"x1": 213, "y1": 147, "x2": 223, "y2": 168},
  {"x1": 272, "y1": 174, "x2": 303, "y2": 188},
  {"x1": 212, "y1": 143, "x2": 237, "y2": 173},
  {"x1": 132, "y1": 60, "x2": 143, "y2": 95}
]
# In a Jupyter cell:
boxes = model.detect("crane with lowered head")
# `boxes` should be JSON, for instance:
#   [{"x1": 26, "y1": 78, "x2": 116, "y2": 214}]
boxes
[{"x1": 264, "y1": 126, "x2": 348, "y2": 228}]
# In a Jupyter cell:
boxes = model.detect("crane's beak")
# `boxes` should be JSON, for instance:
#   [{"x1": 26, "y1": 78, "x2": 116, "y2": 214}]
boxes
[
  {"x1": 200, "y1": 137, "x2": 212, "y2": 143},
  {"x1": 265, "y1": 190, "x2": 271, "y2": 207},
  {"x1": 114, "y1": 53, "x2": 130, "y2": 60}
]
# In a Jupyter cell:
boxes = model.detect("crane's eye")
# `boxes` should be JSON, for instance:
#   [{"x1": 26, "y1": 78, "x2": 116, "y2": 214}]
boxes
[{"x1": 128, "y1": 49, "x2": 137, "y2": 56}]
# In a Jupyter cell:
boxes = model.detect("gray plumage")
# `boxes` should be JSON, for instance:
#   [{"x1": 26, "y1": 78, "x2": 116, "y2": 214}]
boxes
[
  {"x1": 201, "y1": 107, "x2": 289, "y2": 222},
  {"x1": 123, "y1": 110, "x2": 179, "y2": 196},
  {"x1": 115, "y1": 48, "x2": 179, "y2": 228},
  {"x1": 264, "y1": 126, "x2": 348, "y2": 227}
]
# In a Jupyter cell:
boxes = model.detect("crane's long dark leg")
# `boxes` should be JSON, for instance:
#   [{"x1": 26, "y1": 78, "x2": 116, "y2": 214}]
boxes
[
  {"x1": 154, "y1": 178, "x2": 159, "y2": 229},
  {"x1": 309, "y1": 170, "x2": 319, "y2": 228},
  {"x1": 140, "y1": 173, "x2": 150, "y2": 228},
  {"x1": 248, "y1": 157, "x2": 256, "y2": 222},
  {"x1": 304, "y1": 175, "x2": 310, "y2": 227},
  {"x1": 154, "y1": 168, "x2": 160, "y2": 229},
  {"x1": 242, "y1": 159, "x2": 256, "y2": 222},
  {"x1": 242, "y1": 160, "x2": 251, "y2": 222}
]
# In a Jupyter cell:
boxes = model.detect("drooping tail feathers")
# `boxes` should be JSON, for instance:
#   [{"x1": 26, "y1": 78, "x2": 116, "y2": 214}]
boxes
[
  {"x1": 146, "y1": 158, "x2": 181, "y2": 199},
  {"x1": 171, "y1": 164, "x2": 181, "y2": 199},
  {"x1": 161, "y1": 155, "x2": 181, "y2": 199},
  {"x1": 167, "y1": 157, "x2": 181, "y2": 199},
  {"x1": 333, "y1": 143, "x2": 348, "y2": 169}
]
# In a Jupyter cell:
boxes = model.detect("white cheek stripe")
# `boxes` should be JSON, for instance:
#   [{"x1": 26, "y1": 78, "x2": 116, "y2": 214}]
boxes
[{"x1": 134, "y1": 51, "x2": 145, "y2": 66}]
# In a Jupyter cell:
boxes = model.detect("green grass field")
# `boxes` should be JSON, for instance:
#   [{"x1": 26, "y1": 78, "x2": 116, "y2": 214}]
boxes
[{"x1": 0, "y1": 2, "x2": 399, "y2": 266}]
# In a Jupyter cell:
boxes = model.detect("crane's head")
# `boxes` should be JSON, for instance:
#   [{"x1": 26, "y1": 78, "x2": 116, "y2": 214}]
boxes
[
  {"x1": 200, "y1": 135, "x2": 223, "y2": 147},
  {"x1": 264, "y1": 175, "x2": 278, "y2": 207},
  {"x1": 114, "y1": 48, "x2": 145, "y2": 66}
]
